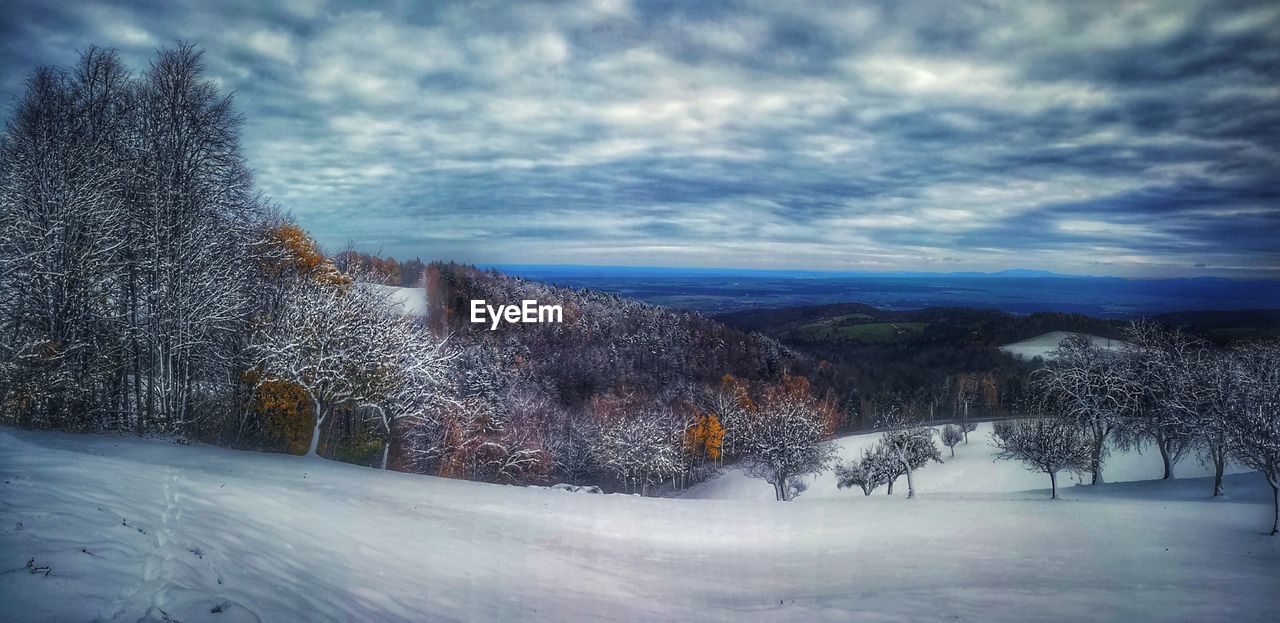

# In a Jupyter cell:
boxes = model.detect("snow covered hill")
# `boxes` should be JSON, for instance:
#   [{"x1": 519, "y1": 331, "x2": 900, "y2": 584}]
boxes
[
  {"x1": 3, "y1": 426, "x2": 1277, "y2": 622},
  {"x1": 682, "y1": 422, "x2": 1255, "y2": 502},
  {"x1": 361, "y1": 283, "x2": 427, "y2": 317},
  {"x1": 999, "y1": 331, "x2": 1125, "y2": 360}
]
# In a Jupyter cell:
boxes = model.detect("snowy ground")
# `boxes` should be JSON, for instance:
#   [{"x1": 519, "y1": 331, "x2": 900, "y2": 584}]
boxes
[
  {"x1": 683, "y1": 422, "x2": 1255, "y2": 502},
  {"x1": 362, "y1": 283, "x2": 427, "y2": 317},
  {"x1": 3, "y1": 426, "x2": 1277, "y2": 622},
  {"x1": 999, "y1": 331, "x2": 1125, "y2": 360}
]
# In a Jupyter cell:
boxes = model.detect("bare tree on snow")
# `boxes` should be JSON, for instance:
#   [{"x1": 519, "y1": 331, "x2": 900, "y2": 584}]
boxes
[
  {"x1": 992, "y1": 419, "x2": 1092, "y2": 499},
  {"x1": 1222, "y1": 340, "x2": 1280, "y2": 534}
]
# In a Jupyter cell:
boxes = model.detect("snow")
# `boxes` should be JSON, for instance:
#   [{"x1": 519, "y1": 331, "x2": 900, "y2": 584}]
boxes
[
  {"x1": 1000, "y1": 331, "x2": 1125, "y2": 361},
  {"x1": 3, "y1": 425, "x2": 1278, "y2": 622},
  {"x1": 361, "y1": 283, "x2": 427, "y2": 317},
  {"x1": 683, "y1": 422, "x2": 1255, "y2": 502}
]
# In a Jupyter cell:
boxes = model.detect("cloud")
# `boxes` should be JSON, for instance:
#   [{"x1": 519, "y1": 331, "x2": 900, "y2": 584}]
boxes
[{"x1": 1, "y1": 0, "x2": 1277, "y2": 277}]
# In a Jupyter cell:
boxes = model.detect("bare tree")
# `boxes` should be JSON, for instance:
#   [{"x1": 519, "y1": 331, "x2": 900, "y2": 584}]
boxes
[
  {"x1": 132, "y1": 44, "x2": 261, "y2": 434},
  {"x1": 0, "y1": 51, "x2": 133, "y2": 429},
  {"x1": 362, "y1": 319, "x2": 457, "y2": 470},
  {"x1": 877, "y1": 399, "x2": 942, "y2": 498},
  {"x1": 992, "y1": 419, "x2": 1092, "y2": 499},
  {"x1": 1122, "y1": 321, "x2": 1198, "y2": 480},
  {"x1": 941, "y1": 425, "x2": 963, "y2": 458},
  {"x1": 1222, "y1": 340, "x2": 1280, "y2": 534},
  {"x1": 1033, "y1": 334, "x2": 1136, "y2": 485},
  {"x1": 835, "y1": 446, "x2": 891, "y2": 496}
]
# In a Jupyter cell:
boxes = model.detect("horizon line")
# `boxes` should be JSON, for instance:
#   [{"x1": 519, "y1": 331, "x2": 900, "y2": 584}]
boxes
[{"x1": 472, "y1": 262, "x2": 1279, "y2": 282}]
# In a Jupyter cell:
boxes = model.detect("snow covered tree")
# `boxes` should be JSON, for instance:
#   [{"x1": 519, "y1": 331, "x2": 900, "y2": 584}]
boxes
[
  {"x1": 835, "y1": 446, "x2": 891, "y2": 496},
  {"x1": 0, "y1": 44, "x2": 265, "y2": 436},
  {"x1": 1141, "y1": 328, "x2": 1239, "y2": 497},
  {"x1": 591, "y1": 397, "x2": 685, "y2": 496},
  {"x1": 740, "y1": 375, "x2": 837, "y2": 501},
  {"x1": 1122, "y1": 321, "x2": 1198, "y2": 480},
  {"x1": 249, "y1": 273, "x2": 453, "y2": 460},
  {"x1": 992, "y1": 419, "x2": 1092, "y2": 499},
  {"x1": 0, "y1": 51, "x2": 133, "y2": 429},
  {"x1": 876, "y1": 400, "x2": 941, "y2": 498},
  {"x1": 129, "y1": 44, "x2": 262, "y2": 435},
  {"x1": 699, "y1": 374, "x2": 753, "y2": 460},
  {"x1": 1222, "y1": 340, "x2": 1280, "y2": 534},
  {"x1": 362, "y1": 325, "x2": 457, "y2": 470},
  {"x1": 941, "y1": 425, "x2": 963, "y2": 457},
  {"x1": 1033, "y1": 334, "x2": 1137, "y2": 485}
]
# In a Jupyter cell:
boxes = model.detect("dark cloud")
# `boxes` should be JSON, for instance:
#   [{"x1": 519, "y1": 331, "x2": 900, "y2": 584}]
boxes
[{"x1": 1, "y1": 0, "x2": 1277, "y2": 276}]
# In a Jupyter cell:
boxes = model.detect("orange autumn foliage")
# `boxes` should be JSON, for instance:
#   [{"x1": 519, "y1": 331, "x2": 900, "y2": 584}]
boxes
[
  {"x1": 261, "y1": 222, "x2": 346, "y2": 285},
  {"x1": 245, "y1": 369, "x2": 313, "y2": 455},
  {"x1": 685, "y1": 410, "x2": 725, "y2": 461}
]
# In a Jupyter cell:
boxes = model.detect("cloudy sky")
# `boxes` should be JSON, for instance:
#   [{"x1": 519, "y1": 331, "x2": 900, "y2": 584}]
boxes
[{"x1": 2, "y1": 1, "x2": 1278, "y2": 277}]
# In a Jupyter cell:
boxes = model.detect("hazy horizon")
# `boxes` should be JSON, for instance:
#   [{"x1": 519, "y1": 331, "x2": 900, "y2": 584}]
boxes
[{"x1": 478, "y1": 262, "x2": 1280, "y2": 282}]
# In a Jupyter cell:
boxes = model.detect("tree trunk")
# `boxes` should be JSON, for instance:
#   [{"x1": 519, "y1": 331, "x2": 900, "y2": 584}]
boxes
[
  {"x1": 380, "y1": 417, "x2": 395, "y2": 470},
  {"x1": 1158, "y1": 437, "x2": 1174, "y2": 480},
  {"x1": 774, "y1": 472, "x2": 788, "y2": 501},
  {"x1": 950, "y1": 446, "x2": 955, "y2": 458},
  {"x1": 886, "y1": 476, "x2": 895, "y2": 495},
  {"x1": 1211, "y1": 441, "x2": 1225, "y2": 497},
  {"x1": 1269, "y1": 474, "x2": 1278, "y2": 536},
  {"x1": 306, "y1": 397, "x2": 324, "y2": 457},
  {"x1": 1049, "y1": 470, "x2": 1058, "y2": 499},
  {"x1": 904, "y1": 463, "x2": 916, "y2": 499},
  {"x1": 1090, "y1": 426, "x2": 1105, "y2": 485}
]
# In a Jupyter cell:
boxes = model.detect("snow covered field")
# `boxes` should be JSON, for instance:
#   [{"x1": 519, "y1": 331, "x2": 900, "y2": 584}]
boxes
[
  {"x1": 683, "y1": 422, "x2": 1255, "y2": 501},
  {"x1": 999, "y1": 331, "x2": 1125, "y2": 360},
  {"x1": 3, "y1": 425, "x2": 1277, "y2": 622}
]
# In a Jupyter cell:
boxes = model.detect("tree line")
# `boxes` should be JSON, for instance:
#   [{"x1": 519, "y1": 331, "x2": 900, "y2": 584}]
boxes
[
  {"x1": 832, "y1": 323, "x2": 1280, "y2": 534},
  {"x1": 394, "y1": 262, "x2": 844, "y2": 497},
  {"x1": 0, "y1": 45, "x2": 458, "y2": 466},
  {"x1": 1, "y1": 45, "x2": 265, "y2": 437}
]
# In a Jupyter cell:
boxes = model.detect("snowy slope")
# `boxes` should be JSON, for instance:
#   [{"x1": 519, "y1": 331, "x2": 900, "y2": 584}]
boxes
[
  {"x1": 361, "y1": 283, "x2": 428, "y2": 317},
  {"x1": 683, "y1": 422, "x2": 1255, "y2": 502},
  {"x1": 2, "y1": 427, "x2": 1278, "y2": 622},
  {"x1": 999, "y1": 331, "x2": 1125, "y2": 360}
]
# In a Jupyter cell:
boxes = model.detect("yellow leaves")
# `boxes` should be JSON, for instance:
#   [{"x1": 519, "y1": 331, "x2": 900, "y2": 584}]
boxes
[
  {"x1": 685, "y1": 410, "x2": 725, "y2": 461},
  {"x1": 261, "y1": 222, "x2": 347, "y2": 286},
  {"x1": 251, "y1": 376, "x2": 312, "y2": 455}
]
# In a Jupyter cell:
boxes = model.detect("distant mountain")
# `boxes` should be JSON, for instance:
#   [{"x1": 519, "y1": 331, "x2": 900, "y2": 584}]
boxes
[
  {"x1": 489, "y1": 264, "x2": 1107, "y2": 280},
  {"x1": 982, "y1": 269, "x2": 1093, "y2": 279}
]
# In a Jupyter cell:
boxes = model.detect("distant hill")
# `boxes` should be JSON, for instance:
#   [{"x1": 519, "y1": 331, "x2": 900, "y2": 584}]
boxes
[
  {"x1": 486, "y1": 264, "x2": 1280, "y2": 316},
  {"x1": 1150, "y1": 309, "x2": 1280, "y2": 343},
  {"x1": 715, "y1": 303, "x2": 1124, "y2": 347}
]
